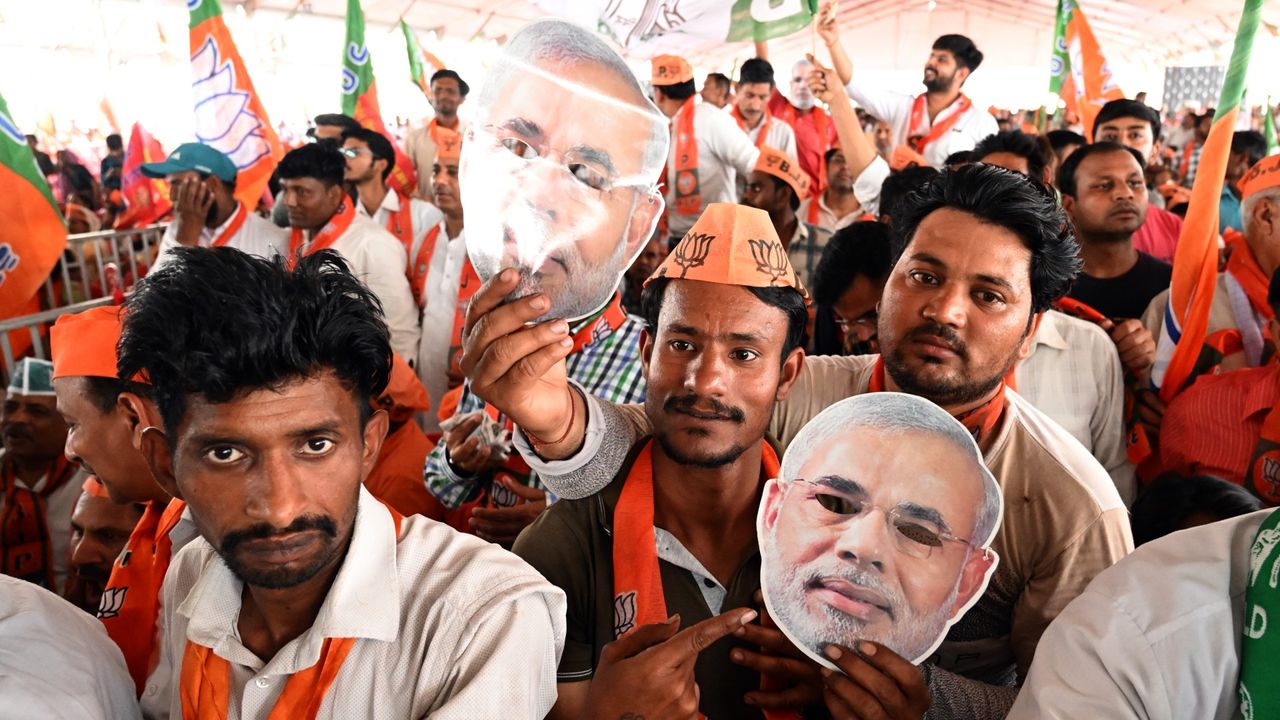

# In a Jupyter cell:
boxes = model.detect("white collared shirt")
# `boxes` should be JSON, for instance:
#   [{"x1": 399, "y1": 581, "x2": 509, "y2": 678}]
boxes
[
  {"x1": 356, "y1": 190, "x2": 444, "y2": 267},
  {"x1": 0, "y1": 575, "x2": 140, "y2": 719},
  {"x1": 417, "y1": 225, "x2": 469, "y2": 433},
  {"x1": 141, "y1": 487, "x2": 566, "y2": 720},
  {"x1": 743, "y1": 114, "x2": 797, "y2": 157},
  {"x1": 152, "y1": 204, "x2": 288, "y2": 274},
  {"x1": 1009, "y1": 509, "x2": 1268, "y2": 720},
  {"x1": 1016, "y1": 310, "x2": 1136, "y2": 505},
  {"x1": 796, "y1": 154, "x2": 890, "y2": 231},
  {"x1": 666, "y1": 103, "x2": 762, "y2": 238},
  {"x1": 843, "y1": 82, "x2": 998, "y2": 169},
  {"x1": 324, "y1": 215, "x2": 422, "y2": 361}
]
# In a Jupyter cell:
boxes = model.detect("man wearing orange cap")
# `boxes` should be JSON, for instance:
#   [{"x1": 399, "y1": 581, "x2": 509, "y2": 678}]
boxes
[
  {"x1": 50, "y1": 305, "x2": 199, "y2": 695},
  {"x1": 65, "y1": 478, "x2": 146, "y2": 614},
  {"x1": 1142, "y1": 153, "x2": 1280, "y2": 376},
  {"x1": 415, "y1": 128, "x2": 470, "y2": 431},
  {"x1": 741, "y1": 145, "x2": 830, "y2": 289},
  {"x1": 511, "y1": 203, "x2": 858, "y2": 719},
  {"x1": 652, "y1": 54, "x2": 762, "y2": 242},
  {"x1": 464, "y1": 165, "x2": 1133, "y2": 717}
]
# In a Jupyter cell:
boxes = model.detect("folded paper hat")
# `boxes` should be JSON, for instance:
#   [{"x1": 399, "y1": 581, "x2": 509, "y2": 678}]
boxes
[
  {"x1": 51, "y1": 306, "x2": 137, "y2": 381},
  {"x1": 755, "y1": 146, "x2": 810, "y2": 201},
  {"x1": 8, "y1": 357, "x2": 55, "y2": 397},
  {"x1": 651, "y1": 55, "x2": 694, "y2": 86},
  {"x1": 1240, "y1": 153, "x2": 1280, "y2": 200},
  {"x1": 645, "y1": 202, "x2": 809, "y2": 301},
  {"x1": 435, "y1": 128, "x2": 463, "y2": 164}
]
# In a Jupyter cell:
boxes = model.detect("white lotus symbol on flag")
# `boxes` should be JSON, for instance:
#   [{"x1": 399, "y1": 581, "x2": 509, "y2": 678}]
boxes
[{"x1": 191, "y1": 36, "x2": 272, "y2": 172}]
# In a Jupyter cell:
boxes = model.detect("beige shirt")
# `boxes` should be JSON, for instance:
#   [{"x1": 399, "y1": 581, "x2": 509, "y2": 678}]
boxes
[
  {"x1": 319, "y1": 215, "x2": 422, "y2": 361},
  {"x1": 141, "y1": 487, "x2": 566, "y2": 720},
  {"x1": 522, "y1": 354, "x2": 1133, "y2": 681},
  {"x1": 1017, "y1": 310, "x2": 1136, "y2": 504},
  {"x1": 403, "y1": 121, "x2": 465, "y2": 201},
  {"x1": 666, "y1": 103, "x2": 762, "y2": 237},
  {"x1": 152, "y1": 205, "x2": 288, "y2": 274},
  {"x1": 0, "y1": 575, "x2": 140, "y2": 720}
]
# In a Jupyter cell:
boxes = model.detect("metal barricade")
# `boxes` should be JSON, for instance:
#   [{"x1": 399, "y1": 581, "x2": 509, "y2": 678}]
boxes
[
  {"x1": 0, "y1": 297, "x2": 114, "y2": 382},
  {"x1": 42, "y1": 224, "x2": 166, "y2": 310}
]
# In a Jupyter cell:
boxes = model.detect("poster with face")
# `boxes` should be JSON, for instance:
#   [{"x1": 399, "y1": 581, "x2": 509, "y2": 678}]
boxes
[
  {"x1": 460, "y1": 19, "x2": 670, "y2": 321},
  {"x1": 758, "y1": 393, "x2": 1003, "y2": 668}
]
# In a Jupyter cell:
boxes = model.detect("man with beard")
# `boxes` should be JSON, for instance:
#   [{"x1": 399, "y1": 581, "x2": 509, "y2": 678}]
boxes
[
  {"x1": 512, "y1": 203, "x2": 830, "y2": 719},
  {"x1": 818, "y1": 4, "x2": 997, "y2": 169},
  {"x1": 767, "y1": 58, "x2": 839, "y2": 191},
  {"x1": 798, "y1": 148, "x2": 870, "y2": 233},
  {"x1": 759, "y1": 393, "x2": 1001, "y2": 667},
  {"x1": 404, "y1": 69, "x2": 469, "y2": 201},
  {"x1": 65, "y1": 479, "x2": 145, "y2": 614},
  {"x1": 1, "y1": 358, "x2": 86, "y2": 591},
  {"x1": 1060, "y1": 142, "x2": 1172, "y2": 321},
  {"x1": 124, "y1": 247, "x2": 565, "y2": 719},
  {"x1": 739, "y1": 145, "x2": 830, "y2": 287},
  {"x1": 732, "y1": 59, "x2": 797, "y2": 157},
  {"x1": 279, "y1": 143, "x2": 421, "y2": 361},
  {"x1": 1092, "y1": 99, "x2": 1184, "y2": 263},
  {"x1": 461, "y1": 164, "x2": 1132, "y2": 718},
  {"x1": 141, "y1": 143, "x2": 287, "y2": 273},
  {"x1": 342, "y1": 127, "x2": 440, "y2": 304}
]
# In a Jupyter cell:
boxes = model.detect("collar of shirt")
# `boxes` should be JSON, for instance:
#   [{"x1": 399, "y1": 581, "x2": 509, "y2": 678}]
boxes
[
  {"x1": 177, "y1": 487, "x2": 401, "y2": 672},
  {"x1": 1028, "y1": 310, "x2": 1071, "y2": 353},
  {"x1": 1242, "y1": 362, "x2": 1280, "y2": 421},
  {"x1": 202, "y1": 202, "x2": 245, "y2": 243},
  {"x1": 354, "y1": 190, "x2": 401, "y2": 221}
]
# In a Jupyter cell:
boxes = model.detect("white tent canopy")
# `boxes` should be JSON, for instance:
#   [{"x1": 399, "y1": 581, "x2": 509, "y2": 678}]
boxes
[{"x1": 1, "y1": 0, "x2": 1277, "y2": 146}]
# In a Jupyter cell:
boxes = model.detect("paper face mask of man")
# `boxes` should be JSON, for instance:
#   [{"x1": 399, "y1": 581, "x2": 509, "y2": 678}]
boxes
[
  {"x1": 460, "y1": 19, "x2": 669, "y2": 321},
  {"x1": 758, "y1": 392, "x2": 1002, "y2": 668}
]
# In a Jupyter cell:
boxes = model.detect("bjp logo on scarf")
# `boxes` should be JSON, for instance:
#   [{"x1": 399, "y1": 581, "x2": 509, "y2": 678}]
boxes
[{"x1": 97, "y1": 586, "x2": 128, "y2": 619}]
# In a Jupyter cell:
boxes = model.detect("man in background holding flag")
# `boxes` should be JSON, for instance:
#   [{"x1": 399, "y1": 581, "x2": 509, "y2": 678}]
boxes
[
  {"x1": 818, "y1": 3, "x2": 996, "y2": 169},
  {"x1": 404, "y1": 69, "x2": 469, "y2": 202}
]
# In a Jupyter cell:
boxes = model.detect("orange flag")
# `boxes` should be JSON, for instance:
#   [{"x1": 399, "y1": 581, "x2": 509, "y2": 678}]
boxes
[
  {"x1": 1049, "y1": 0, "x2": 1124, "y2": 139},
  {"x1": 115, "y1": 123, "x2": 171, "y2": 229},
  {"x1": 0, "y1": 91, "x2": 66, "y2": 319}
]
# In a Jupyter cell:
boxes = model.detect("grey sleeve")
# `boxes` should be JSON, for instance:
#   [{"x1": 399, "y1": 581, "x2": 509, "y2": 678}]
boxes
[
  {"x1": 513, "y1": 386, "x2": 648, "y2": 499},
  {"x1": 922, "y1": 665, "x2": 1019, "y2": 720}
]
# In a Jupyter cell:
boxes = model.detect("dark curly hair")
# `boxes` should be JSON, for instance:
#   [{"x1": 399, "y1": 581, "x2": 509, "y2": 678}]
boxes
[
  {"x1": 118, "y1": 247, "x2": 392, "y2": 439},
  {"x1": 890, "y1": 163, "x2": 1081, "y2": 314}
]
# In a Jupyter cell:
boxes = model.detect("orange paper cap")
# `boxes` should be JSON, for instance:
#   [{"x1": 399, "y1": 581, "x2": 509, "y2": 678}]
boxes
[
  {"x1": 755, "y1": 146, "x2": 810, "y2": 201},
  {"x1": 436, "y1": 128, "x2": 463, "y2": 164},
  {"x1": 890, "y1": 144, "x2": 928, "y2": 171},
  {"x1": 645, "y1": 202, "x2": 809, "y2": 301},
  {"x1": 377, "y1": 353, "x2": 431, "y2": 418},
  {"x1": 51, "y1": 305, "x2": 139, "y2": 382},
  {"x1": 1240, "y1": 153, "x2": 1280, "y2": 200},
  {"x1": 651, "y1": 55, "x2": 694, "y2": 86},
  {"x1": 81, "y1": 476, "x2": 111, "y2": 499}
]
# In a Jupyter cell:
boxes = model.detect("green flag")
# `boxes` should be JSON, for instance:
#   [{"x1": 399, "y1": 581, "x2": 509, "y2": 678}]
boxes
[
  {"x1": 0, "y1": 90, "x2": 66, "y2": 317},
  {"x1": 341, "y1": 0, "x2": 415, "y2": 192},
  {"x1": 1265, "y1": 98, "x2": 1278, "y2": 155}
]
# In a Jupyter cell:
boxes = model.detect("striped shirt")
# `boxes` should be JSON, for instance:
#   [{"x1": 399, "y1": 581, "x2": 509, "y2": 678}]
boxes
[
  {"x1": 786, "y1": 221, "x2": 833, "y2": 291},
  {"x1": 1160, "y1": 362, "x2": 1280, "y2": 491},
  {"x1": 423, "y1": 310, "x2": 648, "y2": 508}
]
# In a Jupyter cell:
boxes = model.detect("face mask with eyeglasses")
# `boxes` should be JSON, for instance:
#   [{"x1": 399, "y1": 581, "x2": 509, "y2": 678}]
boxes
[
  {"x1": 475, "y1": 124, "x2": 656, "y2": 198},
  {"x1": 790, "y1": 478, "x2": 977, "y2": 560}
]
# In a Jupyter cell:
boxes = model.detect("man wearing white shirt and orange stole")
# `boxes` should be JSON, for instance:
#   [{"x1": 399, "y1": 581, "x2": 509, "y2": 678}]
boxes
[
  {"x1": 731, "y1": 58, "x2": 797, "y2": 157},
  {"x1": 278, "y1": 143, "x2": 421, "y2": 361},
  {"x1": 141, "y1": 143, "x2": 286, "y2": 273},
  {"x1": 403, "y1": 69, "x2": 469, "y2": 201},
  {"x1": 126, "y1": 247, "x2": 565, "y2": 720},
  {"x1": 818, "y1": 7, "x2": 996, "y2": 170},
  {"x1": 652, "y1": 54, "x2": 761, "y2": 243}
]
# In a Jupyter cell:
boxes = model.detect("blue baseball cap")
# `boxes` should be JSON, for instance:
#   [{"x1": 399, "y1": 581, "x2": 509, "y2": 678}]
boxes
[{"x1": 140, "y1": 143, "x2": 237, "y2": 182}]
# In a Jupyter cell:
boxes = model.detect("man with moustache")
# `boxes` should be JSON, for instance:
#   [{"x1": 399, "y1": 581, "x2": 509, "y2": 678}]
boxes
[
  {"x1": 404, "y1": 69, "x2": 469, "y2": 200},
  {"x1": 768, "y1": 58, "x2": 839, "y2": 190},
  {"x1": 140, "y1": 143, "x2": 286, "y2": 273},
  {"x1": 0, "y1": 358, "x2": 86, "y2": 591},
  {"x1": 760, "y1": 393, "x2": 1002, "y2": 667},
  {"x1": 732, "y1": 59, "x2": 797, "y2": 157},
  {"x1": 278, "y1": 143, "x2": 421, "y2": 361},
  {"x1": 65, "y1": 479, "x2": 145, "y2": 614},
  {"x1": 513, "y1": 203, "x2": 835, "y2": 719},
  {"x1": 123, "y1": 247, "x2": 565, "y2": 719},
  {"x1": 462, "y1": 164, "x2": 1132, "y2": 718},
  {"x1": 798, "y1": 148, "x2": 871, "y2": 233},
  {"x1": 701, "y1": 72, "x2": 734, "y2": 110},
  {"x1": 818, "y1": 4, "x2": 997, "y2": 169},
  {"x1": 1060, "y1": 142, "x2": 1172, "y2": 321}
]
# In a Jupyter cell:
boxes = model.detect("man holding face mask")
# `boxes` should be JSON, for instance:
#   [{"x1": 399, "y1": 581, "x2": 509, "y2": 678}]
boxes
[{"x1": 140, "y1": 143, "x2": 286, "y2": 273}]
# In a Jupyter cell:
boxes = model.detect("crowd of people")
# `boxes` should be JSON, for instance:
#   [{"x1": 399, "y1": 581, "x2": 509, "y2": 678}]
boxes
[{"x1": 3, "y1": 6, "x2": 1279, "y2": 719}]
